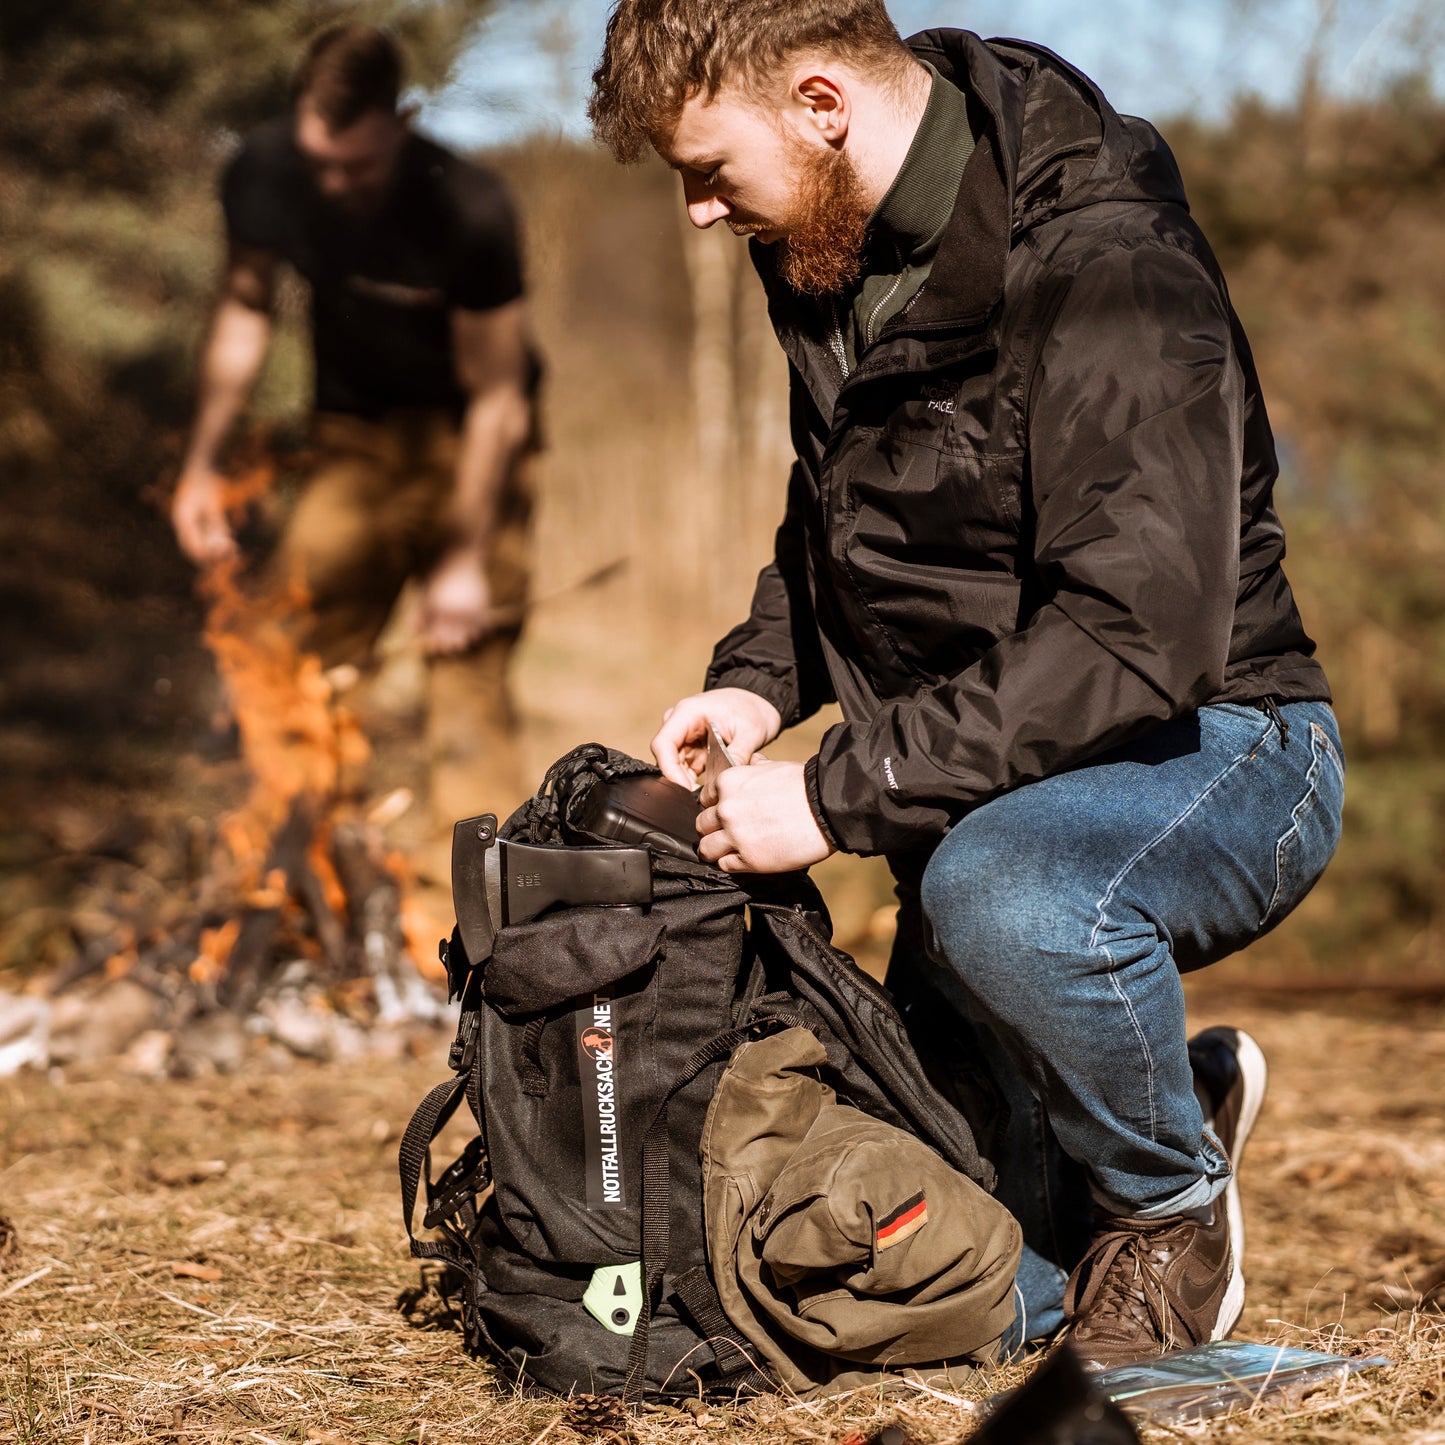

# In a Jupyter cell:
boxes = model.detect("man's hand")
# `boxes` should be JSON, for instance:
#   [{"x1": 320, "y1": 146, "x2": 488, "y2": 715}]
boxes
[
  {"x1": 419, "y1": 545, "x2": 493, "y2": 655},
  {"x1": 172, "y1": 467, "x2": 237, "y2": 565},
  {"x1": 173, "y1": 253, "x2": 276, "y2": 566},
  {"x1": 697, "y1": 759, "x2": 835, "y2": 874},
  {"x1": 651, "y1": 687, "x2": 783, "y2": 789}
]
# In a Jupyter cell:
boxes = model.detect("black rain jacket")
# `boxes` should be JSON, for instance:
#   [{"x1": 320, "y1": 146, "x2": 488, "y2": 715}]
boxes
[{"x1": 704, "y1": 30, "x2": 1331, "y2": 857}]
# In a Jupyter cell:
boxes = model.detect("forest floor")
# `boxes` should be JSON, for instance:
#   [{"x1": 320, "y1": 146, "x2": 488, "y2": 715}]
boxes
[{"x1": 3, "y1": 994, "x2": 1443, "y2": 1445}]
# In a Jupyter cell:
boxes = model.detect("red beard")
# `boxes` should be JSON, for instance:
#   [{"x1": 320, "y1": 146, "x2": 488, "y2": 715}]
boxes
[{"x1": 731, "y1": 134, "x2": 871, "y2": 297}]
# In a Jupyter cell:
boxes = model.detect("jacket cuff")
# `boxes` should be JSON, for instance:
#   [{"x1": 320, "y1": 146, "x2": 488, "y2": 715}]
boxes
[
  {"x1": 701, "y1": 666, "x2": 798, "y2": 730},
  {"x1": 803, "y1": 754, "x2": 843, "y2": 852}
]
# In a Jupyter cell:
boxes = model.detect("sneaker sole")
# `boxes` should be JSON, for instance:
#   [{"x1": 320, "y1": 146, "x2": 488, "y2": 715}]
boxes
[{"x1": 1212, "y1": 1028, "x2": 1268, "y2": 1340}]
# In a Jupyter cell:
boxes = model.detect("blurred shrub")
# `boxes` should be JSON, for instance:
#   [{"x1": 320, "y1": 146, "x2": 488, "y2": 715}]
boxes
[{"x1": 1167, "y1": 87, "x2": 1445, "y2": 975}]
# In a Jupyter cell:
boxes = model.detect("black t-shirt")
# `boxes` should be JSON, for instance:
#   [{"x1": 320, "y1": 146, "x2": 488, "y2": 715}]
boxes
[{"x1": 223, "y1": 119, "x2": 526, "y2": 416}]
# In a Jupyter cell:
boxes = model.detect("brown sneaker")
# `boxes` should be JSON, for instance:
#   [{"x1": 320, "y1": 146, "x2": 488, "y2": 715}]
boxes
[
  {"x1": 1063, "y1": 1027, "x2": 1268, "y2": 1371},
  {"x1": 1189, "y1": 1025, "x2": 1268, "y2": 1338},
  {"x1": 1061, "y1": 1210, "x2": 1233, "y2": 1370}
]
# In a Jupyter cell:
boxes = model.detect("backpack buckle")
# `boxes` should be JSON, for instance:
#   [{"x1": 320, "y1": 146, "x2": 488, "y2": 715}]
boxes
[
  {"x1": 423, "y1": 1136, "x2": 491, "y2": 1230},
  {"x1": 448, "y1": 1007, "x2": 482, "y2": 1073}
]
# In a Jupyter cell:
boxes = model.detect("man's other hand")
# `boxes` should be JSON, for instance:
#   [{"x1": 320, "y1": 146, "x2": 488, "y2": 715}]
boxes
[
  {"x1": 419, "y1": 545, "x2": 493, "y2": 655},
  {"x1": 651, "y1": 687, "x2": 782, "y2": 789},
  {"x1": 172, "y1": 468, "x2": 237, "y2": 565},
  {"x1": 696, "y1": 759, "x2": 834, "y2": 874}
]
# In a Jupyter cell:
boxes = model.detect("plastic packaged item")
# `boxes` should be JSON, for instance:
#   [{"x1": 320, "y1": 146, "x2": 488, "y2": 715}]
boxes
[
  {"x1": 577, "y1": 774, "x2": 702, "y2": 860},
  {"x1": 1091, "y1": 1340, "x2": 1390, "y2": 1425}
]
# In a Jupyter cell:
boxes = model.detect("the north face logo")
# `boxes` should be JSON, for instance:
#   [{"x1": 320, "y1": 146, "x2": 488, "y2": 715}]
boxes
[{"x1": 921, "y1": 383, "x2": 956, "y2": 415}]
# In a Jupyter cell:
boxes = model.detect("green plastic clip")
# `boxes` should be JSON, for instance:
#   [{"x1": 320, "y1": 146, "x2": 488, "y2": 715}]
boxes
[{"x1": 582, "y1": 1260, "x2": 643, "y2": 1336}]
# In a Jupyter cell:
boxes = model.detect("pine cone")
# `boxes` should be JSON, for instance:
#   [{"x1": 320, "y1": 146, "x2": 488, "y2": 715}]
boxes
[{"x1": 563, "y1": 1393, "x2": 630, "y2": 1438}]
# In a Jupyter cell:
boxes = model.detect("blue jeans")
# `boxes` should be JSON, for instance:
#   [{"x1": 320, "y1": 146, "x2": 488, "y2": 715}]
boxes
[{"x1": 888, "y1": 700, "x2": 1345, "y2": 1342}]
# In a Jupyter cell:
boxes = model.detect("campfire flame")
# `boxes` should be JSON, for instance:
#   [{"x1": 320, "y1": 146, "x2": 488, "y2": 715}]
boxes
[{"x1": 190, "y1": 462, "x2": 447, "y2": 989}]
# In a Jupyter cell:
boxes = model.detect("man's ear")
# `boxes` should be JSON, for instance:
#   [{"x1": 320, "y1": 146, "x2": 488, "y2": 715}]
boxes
[{"x1": 793, "y1": 72, "x2": 849, "y2": 146}]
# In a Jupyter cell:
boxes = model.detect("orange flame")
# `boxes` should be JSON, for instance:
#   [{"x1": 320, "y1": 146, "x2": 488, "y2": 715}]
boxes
[
  {"x1": 191, "y1": 919, "x2": 240, "y2": 985},
  {"x1": 185, "y1": 461, "x2": 424, "y2": 986},
  {"x1": 198, "y1": 465, "x2": 371, "y2": 850}
]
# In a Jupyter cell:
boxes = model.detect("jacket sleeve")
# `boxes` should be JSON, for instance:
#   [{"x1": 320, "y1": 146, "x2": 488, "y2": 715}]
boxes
[
  {"x1": 811, "y1": 240, "x2": 1244, "y2": 855},
  {"x1": 705, "y1": 458, "x2": 836, "y2": 729}
]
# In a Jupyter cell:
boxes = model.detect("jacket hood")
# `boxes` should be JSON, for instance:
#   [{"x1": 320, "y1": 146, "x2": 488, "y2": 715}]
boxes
[{"x1": 908, "y1": 29, "x2": 1190, "y2": 233}]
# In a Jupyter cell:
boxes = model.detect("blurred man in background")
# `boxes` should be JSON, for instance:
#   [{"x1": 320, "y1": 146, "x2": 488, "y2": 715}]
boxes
[
  {"x1": 172, "y1": 23, "x2": 538, "y2": 834},
  {"x1": 592, "y1": 1, "x2": 1343, "y2": 1368}
]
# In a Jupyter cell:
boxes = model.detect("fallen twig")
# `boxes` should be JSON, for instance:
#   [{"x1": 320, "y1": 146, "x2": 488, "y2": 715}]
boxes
[{"x1": 0, "y1": 1263, "x2": 53, "y2": 1298}]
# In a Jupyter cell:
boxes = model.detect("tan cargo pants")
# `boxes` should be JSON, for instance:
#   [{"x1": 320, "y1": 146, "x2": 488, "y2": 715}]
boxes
[{"x1": 271, "y1": 409, "x2": 534, "y2": 829}]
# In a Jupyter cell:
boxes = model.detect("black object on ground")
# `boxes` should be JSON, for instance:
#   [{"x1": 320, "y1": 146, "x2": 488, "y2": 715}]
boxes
[{"x1": 969, "y1": 1343, "x2": 1142, "y2": 1444}]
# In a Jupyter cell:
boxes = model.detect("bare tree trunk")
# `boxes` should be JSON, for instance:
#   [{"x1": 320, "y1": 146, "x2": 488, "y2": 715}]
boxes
[
  {"x1": 735, "y1": 275, "x2": 792, "y2": 563},
  {"x1": 679, "y1": 214, "x2": 742, "y2": 602}
]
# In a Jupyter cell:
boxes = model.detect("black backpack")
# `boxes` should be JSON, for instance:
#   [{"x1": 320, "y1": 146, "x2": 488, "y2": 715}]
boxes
[{"x1": 398, "y1": 745, "x2": 997, "y2": 1403}]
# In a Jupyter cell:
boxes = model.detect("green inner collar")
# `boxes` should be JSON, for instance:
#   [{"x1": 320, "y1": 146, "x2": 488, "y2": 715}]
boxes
[{"x1": 868, "y1": 60, "x2": 976, "y2": 261}]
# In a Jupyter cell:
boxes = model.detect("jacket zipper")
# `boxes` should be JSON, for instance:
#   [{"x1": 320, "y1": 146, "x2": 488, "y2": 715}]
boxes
[
  {"x1": 833, "y1": 245, "x2": 909, "y2": 373},
  {"x1": 828, "y1": 297, "x2": 850, "y2": 380},
  {"x1": 864, "y1": 243, "x2": 907, "y2": 348}
]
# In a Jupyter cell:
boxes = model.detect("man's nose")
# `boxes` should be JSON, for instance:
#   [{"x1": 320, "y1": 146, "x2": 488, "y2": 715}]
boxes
[
  {"x1": 680, "y1": 173, "x2": 729, "y2": 229},
  {"x1": 685, "y1": 194, "x2": 730, "y2": 229}
]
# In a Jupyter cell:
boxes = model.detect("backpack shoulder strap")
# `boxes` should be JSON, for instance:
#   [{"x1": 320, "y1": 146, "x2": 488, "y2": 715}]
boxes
[
  {"x1": 398, "y1": 1074, "x2": 478, "y2": 1266},
  {"x1": 623, "y1": 1018, "x2": 800, "y2": 1404}
]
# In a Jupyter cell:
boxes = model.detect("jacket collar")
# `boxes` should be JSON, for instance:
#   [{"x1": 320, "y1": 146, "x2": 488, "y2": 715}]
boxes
[
  {"x1": 751, "y1": 30, "x2": 1158, "y2": 397},
  {"x1": 896, "y1": 29, "x2": 1025, "y2": 334}
]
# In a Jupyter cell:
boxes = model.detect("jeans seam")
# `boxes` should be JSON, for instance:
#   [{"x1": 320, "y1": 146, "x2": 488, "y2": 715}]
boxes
[
  {"x1": 1102, "y1": 956, "x2": 1158, "y2": 1140},
  {"x1": 1311, "y1": 720, "x2": 1346, "y2": 784},
  {"x1": 1264, "y1": 725, "x2": 1328, "y2": 923},
  {"x1": 1086, "y1": 718, "x2": 1270, "y2": 1144}
]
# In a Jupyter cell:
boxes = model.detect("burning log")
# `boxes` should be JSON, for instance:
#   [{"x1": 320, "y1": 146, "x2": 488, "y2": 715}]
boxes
[
  {"x1": 218, "y1": 794, "x2": 332, "y2": 1015},
  {"x1": 332, "y1": 824, "x2": 446, "y2": 1026}
]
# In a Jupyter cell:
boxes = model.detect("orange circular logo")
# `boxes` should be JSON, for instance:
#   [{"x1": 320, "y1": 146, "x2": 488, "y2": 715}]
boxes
[{"x1": 581, "y1": 1027, "x2": 613, "y2": 1061}]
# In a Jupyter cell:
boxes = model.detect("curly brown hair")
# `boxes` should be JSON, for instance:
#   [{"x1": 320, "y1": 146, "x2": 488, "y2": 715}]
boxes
[{"x1": 588, "y1": 0, "x2": 917, "y2": 162}]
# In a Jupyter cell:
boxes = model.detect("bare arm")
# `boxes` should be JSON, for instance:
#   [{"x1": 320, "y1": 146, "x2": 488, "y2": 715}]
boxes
[
  {"x1": 171, "y1": 248, "x2": 276, "y2": 564},
  {"x1": 417, "y1": 299, "x2": 534, "y2": 655}
]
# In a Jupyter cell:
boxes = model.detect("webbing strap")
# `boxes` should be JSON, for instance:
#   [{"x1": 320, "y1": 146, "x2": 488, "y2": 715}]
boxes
[
  {"x1": 398, "y1": 1074, "x2": 473, "y2": 1267},
  {"x1": 672, "y1": 1265, "x2": 771, "y2": 1392},
  {"x1": 622, "y1": 1018, "x2": 799, "y2": 1405},
  {"x1": 465, "y1": 1032, "x2": 485, "y2": 1129}
]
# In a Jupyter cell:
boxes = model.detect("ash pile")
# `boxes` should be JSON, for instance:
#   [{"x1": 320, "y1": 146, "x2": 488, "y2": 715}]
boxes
[{"x1": 0, "y1": 799, "x2": 452, "y2": 1081}]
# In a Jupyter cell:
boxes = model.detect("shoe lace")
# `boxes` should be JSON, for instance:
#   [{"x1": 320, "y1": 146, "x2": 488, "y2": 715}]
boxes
[{"x1": 1066, "y1": 1224, "x2": 1185, "y2": 1346}]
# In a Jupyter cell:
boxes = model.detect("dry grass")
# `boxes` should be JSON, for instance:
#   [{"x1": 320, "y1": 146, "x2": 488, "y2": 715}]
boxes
[{"x1": 2, "y1": 999, "x2": 1443, "y2": 1444}]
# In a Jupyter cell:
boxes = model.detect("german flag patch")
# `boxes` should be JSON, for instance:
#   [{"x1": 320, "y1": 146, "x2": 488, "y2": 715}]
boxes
[{"x1": 875, "y1": 1190, "x2": 928, "y2": 1250}]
